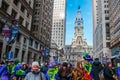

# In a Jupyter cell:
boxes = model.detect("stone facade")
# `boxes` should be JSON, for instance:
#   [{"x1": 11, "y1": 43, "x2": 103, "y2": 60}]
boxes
[
  {"x1": 109, "y1": 0, "x2": 120, "y2": 56},
  {"x1": 0, "y1": 0, "x2": 54, "y2": 64}
]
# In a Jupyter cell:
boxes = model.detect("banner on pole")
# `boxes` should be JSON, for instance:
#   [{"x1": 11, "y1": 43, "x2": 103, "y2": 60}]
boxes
[{"x1": 9, "y1": 27, "x2": 19, "y2": 44}]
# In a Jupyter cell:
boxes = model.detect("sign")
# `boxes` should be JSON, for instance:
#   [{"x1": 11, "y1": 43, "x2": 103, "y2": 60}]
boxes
[
  {"x1": 2, "y1": 26, "x2": 11, "y2": 42},
  {"x1": 8, "y1": 51, "x2": 14, "y2": 60},
  {"x1": 45, "y1": 49, "x2": 50, "y2": 56},
  {"x1": 9, "y1": 27, "x2": 19, "y2": 44}
]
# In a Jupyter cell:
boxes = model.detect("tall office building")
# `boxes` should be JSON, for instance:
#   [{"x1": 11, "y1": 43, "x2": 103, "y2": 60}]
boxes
[
  {"x1": 109, "y1": 0, "x2": 120, "y2": 56},
  {"x1": 92, "y1": 0, "x2": 111, "y2": 61},
  {"x1": 51, "y1": 0, "x2": 66, "y2": 48},
  {"x1": 32, "y1": 0, "x2": 54, "y2": 50}
]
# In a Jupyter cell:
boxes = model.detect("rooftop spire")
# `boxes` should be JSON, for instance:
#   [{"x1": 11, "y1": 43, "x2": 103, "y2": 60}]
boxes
[{"x1": 75, "y1": 6, "x2": 83, "y2": 27}]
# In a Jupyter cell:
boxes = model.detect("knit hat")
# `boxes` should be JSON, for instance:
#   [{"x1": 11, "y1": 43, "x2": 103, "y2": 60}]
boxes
[{"x1": 32, "y1": 61, "x2": 39, "y2": 67}]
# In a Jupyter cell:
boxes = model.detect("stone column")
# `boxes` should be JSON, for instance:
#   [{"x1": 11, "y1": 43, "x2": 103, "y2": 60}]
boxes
[
  {"x1": 24, "y1": 38, "x2": 29, "y2": 63},
  {"x1": 1, "y1": 37, "x2": 7, "y2": 60},
  {"x1": 18, "y1": 35, "x2": 24, "y2": 61}
]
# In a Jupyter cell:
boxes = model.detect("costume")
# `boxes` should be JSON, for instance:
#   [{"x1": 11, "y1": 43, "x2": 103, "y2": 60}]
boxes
[
  {"x1": 12, "y1": 59, "x2": 25, "y2": 80},
  {"x1": 82, "y1": 53, "x2": 93, "y2": 80},
  {"x1": 0, "y1": 65, "x2": 9, "y2": 80},
  {"x1": 47, "y1": 62, "x2": 59, "y2": 80}
]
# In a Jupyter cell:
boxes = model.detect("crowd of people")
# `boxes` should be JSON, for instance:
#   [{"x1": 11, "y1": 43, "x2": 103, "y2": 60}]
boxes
[{"x1": 0, "y1": 53, "x2": 120, "y2": 80}]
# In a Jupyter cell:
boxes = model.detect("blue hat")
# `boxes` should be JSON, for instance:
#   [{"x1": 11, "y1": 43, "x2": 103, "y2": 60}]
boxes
[
  {"x1": 83, "y1": 53, "x2": 93, "y2": 61},
  {"x1": 49, "y1": 62, "x2": 57, "y2": 68}
]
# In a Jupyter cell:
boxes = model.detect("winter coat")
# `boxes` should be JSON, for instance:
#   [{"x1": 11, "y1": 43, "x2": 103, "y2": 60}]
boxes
[
  {"x1": 92, "y1": 60, "x2": 103, "y2": 80},
  {"x1": 41, "y1": 65, "x2": 49, "y2": 75},
  {"x1": 24, "y1": 71, "x2": 46, "y2": 80},
  {"x1": 0, "y1": 65, "x2": 10, "y2": 80},
  {"x1": 14, "y1": 63, "x2": 25, "y2": 76},
  {"x1": 72, "y1": 69, "x2": 84, "y2": 80},
  {"x1": 104, "y1": 67, "x2": 115, "y2": 80},
  {"x1": 46, "y1": 67, "x2": 59, "y2": 80},
  {"x1": 58, "y1": 68, "x2": 69, "y2": 80},
  {"x1": 117, "y1": 67, "x2": 120, "y2": 80}
]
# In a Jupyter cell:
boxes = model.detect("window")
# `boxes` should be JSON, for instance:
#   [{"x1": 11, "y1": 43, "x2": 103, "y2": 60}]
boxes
[
  {"x1": 21, "y1": 51, "x2": 25, "y2": 62},
  {"x1": 24, "y1": 37, "x2": 26, "y2": 44},
  {"x1": 35, "y1": 2, "x2": 40, "y2": 7},
  {"x1": 21, "y1": 5, "x2": 25, "y2": 12},
  {"x1": 32, "y1": 25, "x2": 38, "y2": 31},
  {"x1": 13, "y1": 0, "x2": 19, "y2": 5},
  {"x1": 27, "y1": 13, "x2": 30, "y2": 18},
  {"x1": 15, "y1": 48, "x2": 19, "y2": 58},
  {"x1": 11, "y1": 9, "x2": 17, "y2": 19},
  {"x1": 106, "y1": 23, "x2": 110, "y2": 40},
  {"x1": 33, "y1": 18, "x2": 39, "y2": 23},
  {"x1": 105, "y1": 10, "x2": 109, "y2": 14},
  {"x1": 19, "y1": 16, "x2": 24, "y2": 25},
  {"x1": 1, "y1": 1, "x2": 9, "y2": 11},
  {"x1": 29, "y1": 1, "x2": 31, "y2": 5},
  {"x1": 0, "y1": 21, "x2": 4, "y2": 34},
  {"x1": 26, "y1": 22, "x2": 29, "y2": 29},
  {"x1": 34, "y1": 41, "x2": 38, "y2": 49},
  {"x1": 29, "y1": 38, "x2": 33, "y2": 46},
  {"x1": 16, "y1": 33, "x2": 21, "y2": 42},
  {"x1": 105, "y1": 17, "x2": 109, "y2": 20},
  {"x1": 34, "y1": 10, "x2": 40, "y2": 15},
  {"x1": 106, "y1": 23, "x2": 109, "y2": 27},
  {"x1": 106, "y1": 42, "x2": 110, "y2": 47}
]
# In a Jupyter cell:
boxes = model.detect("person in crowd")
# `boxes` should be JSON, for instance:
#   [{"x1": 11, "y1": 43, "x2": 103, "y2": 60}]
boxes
[
  {"x1": 57, "y1": 62, "x2": 61, "y2": 70},
  {"x1": 82, "y1": 53, "x2": 93, "y2": 80},
  {"x1": 67, "y1": 62, "x2": 73, "y2": 80},
  {"x1": 99, "y1": 63, "x2": 105, "y2": 80},
  {"x1": 22, "y1": 62, "x2": 29, "y2": 77},
  {"x1": 92, "y1": 58, "x2": 103, "y2": 80},
  {"x1": 25, "y1": 61, "x2": 46, "y2": 80},
  {"x1": 0, "y1": 61, "x2": 9, "y2": 80},
  {"x1": 104, "y1": 62, "x2": 116, "y2": 80},
  {"x1": 46, "y1": 62, "x2": 59, "y2": 80},
  {"x1": 72, "y1": 61, "x2": 84, "y2": 80},
  {"x1": 7, "y1": 59, "x2": 16, "y2": 80},
  {"x1": 58, "y1": 62, "x2": 69, "y2": 80},
  {"x1": 41, "y1": 62, "x2": 49, "y2": 75},
  {"x1": 117, "y1": 64, "x2": 120, "y2": 80},
  {"x1": 13, "y1": 59, "x2": 25, "y2": 80},
  {"x1": 27, "y1": 64, "x2": 32, "y2": 73}
]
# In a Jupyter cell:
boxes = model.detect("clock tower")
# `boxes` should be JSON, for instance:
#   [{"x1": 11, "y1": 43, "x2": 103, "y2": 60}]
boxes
[{"x1": 72, "y1": 6, "x2": 85, "y2": 47}]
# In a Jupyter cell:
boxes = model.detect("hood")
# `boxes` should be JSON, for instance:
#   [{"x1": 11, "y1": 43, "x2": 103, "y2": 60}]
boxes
[{"x1": 93, "y1": 60, "x2": 101, "y2": 66}]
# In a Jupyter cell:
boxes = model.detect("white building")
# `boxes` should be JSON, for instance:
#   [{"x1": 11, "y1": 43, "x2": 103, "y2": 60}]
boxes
[
  {"x1": 51, "y1": 0, "x2": 66, "y2": 48},
  {"x1": 92, "y1": 0, "x2": 111, "y2": 61},
  {"x1": 50, "y1": 40, "x2": 64, "y2": 63},
  {"x1": 63, "y1": 7, "x2": 93, "y2": 65}
]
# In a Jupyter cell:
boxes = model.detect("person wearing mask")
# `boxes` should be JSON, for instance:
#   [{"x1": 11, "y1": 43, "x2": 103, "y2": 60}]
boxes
[
  {"x1": 104, "y1": 62, "x2": 116, "y2": 80},
  {"x1": 25, "y1": 61, "x2": 46, "y2": 80}
]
